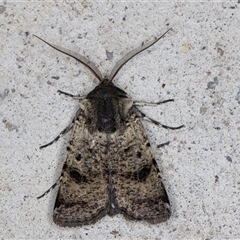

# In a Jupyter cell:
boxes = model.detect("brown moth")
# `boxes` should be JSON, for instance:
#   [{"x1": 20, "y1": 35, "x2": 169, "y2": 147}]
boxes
[{"x1": 35, "y1": 28, "x2": 183, "y2": 227}]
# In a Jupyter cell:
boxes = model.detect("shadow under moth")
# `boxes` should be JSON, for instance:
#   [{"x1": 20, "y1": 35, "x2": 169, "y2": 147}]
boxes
[{"x1": 35, "y1": 28, "x2": 183, "y2": 227}]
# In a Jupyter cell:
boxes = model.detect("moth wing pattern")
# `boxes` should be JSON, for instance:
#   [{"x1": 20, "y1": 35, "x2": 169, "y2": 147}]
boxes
[
  {"x1": 53, "y1": 102, "x2": 171, "y2": 226},
  {"x1": 53, "y1": 112, "x2": 110, "y2": 227},
  {"x1": 111, "y1": 107, "x2": 171, "y2": 223},
  {"x1": 35, "y1": 29, "x2": 179, "y2": 227}
]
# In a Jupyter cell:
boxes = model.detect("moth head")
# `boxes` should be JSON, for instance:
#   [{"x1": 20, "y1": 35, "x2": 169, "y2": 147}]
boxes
[{"x1": 86, "y1": 82, "x2": 128, "y2": 99}]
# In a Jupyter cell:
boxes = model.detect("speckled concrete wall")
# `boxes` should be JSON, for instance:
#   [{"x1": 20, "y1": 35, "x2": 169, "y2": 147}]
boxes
[{"x1": 1, "y1": 2, "x2": 239, "y2": 239}]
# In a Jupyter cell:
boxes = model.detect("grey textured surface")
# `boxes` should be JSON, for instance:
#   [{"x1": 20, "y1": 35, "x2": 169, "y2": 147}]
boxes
[{"x1": 1, "y1": 2, "x2": 240, "y2": 239}]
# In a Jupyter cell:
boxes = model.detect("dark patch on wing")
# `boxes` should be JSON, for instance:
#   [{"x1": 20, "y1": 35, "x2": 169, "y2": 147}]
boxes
[
  {"x1": 69, "y1": 170, "x2": 87, "y2": 183},
  {"x1": 75, "y1": 153, "x2": 82, "y2": 161}
]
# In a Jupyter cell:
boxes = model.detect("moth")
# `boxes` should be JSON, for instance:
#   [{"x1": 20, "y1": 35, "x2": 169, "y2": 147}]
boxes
[{"x1": 35, "y1": 28, "x2": 183, "y2": 227}]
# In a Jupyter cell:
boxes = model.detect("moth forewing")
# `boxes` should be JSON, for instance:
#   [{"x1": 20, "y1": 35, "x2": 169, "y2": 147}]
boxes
[{"x1": 36, "y1": 28, "x2": 183, "y2": 227}]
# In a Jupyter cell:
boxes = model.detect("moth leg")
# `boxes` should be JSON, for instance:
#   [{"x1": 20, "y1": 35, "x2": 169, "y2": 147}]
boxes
[
  {"x1": 58, "y1": 90, "x2": 86, "y2": 100},
  {"x1": 157, "y1": 141, "x2": 170, "y2": 148},
  {"x1": 134, "y1": 107, "x2": 184, "y2": 130},
  {"x1": 37, "y1": 176, "x2": 61, "y2": 199},
  {"x1": 40, "y1": 108, "x2": 82, "y2": 149},
  {"x1": 134, "y1": 99, "x2": 174, "y2": 107}
]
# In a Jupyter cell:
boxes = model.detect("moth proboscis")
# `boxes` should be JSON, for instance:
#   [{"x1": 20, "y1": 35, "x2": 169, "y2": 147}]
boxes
[{"x1": 35, "y1": 28, "x2": 184, "y2": 227}]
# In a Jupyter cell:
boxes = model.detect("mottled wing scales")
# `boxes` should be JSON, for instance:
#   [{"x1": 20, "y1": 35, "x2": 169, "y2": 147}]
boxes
[
  {"x1": 37, "y1": 29, "x2": 175, "y2": 227},
  {"x1": 53, "y1": 107, "x2": 171, "y2": 226},
  {"x1": 53, "y1": 114, "x2": 109, "y2": 227},
  {"x1": 111, "y1": 109, "x2": 171, "y2": 223}
]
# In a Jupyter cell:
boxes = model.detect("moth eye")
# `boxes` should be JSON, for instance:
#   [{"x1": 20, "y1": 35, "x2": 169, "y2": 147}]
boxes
[
  {"x1": 75, "y1": 153, "x2": 82, "y2": 161},
  {"x1": 146, "y1": 142, "x2": 151, "y2": 147},
  {"x1": 67, "y1": 146, "x2": 71, "y2": 151}
]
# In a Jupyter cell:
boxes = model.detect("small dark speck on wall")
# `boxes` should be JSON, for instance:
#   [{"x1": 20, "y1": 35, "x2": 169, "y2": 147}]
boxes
[
  {"x1": 52, "y1": 76, "x2": 60, "y2": 80},
  {"x1": 225, "y1": 156, "x2": 232, "y2": 163},
  {"x1": 106, "y1": 50, "x2": 113, "y2": 60},
  {"x1": 207, "y1": 77, "x2": 218, "y2": 89},
  {"x1": 0, "y1": 5, "x2": 6, "y2": 14},
  {"x1": 236, "y1": 91, "x2": 240, "y2": 104}
]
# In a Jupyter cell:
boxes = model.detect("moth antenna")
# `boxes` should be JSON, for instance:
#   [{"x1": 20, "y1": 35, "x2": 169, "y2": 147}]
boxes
[
  {"x1": 33, "y1": 35, "x2": 103, "y2": 82},
  {"x1": 108, "y1": 28, "x2": 172, "y2": 82}
]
